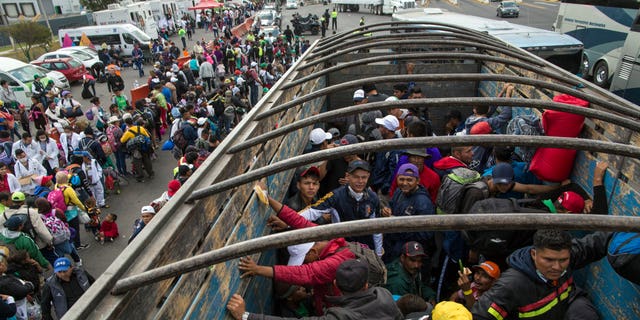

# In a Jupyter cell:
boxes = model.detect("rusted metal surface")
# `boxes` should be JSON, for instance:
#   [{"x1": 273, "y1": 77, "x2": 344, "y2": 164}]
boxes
[{"x1": 112, "y1": 214, "x2": 640, "y2": 294}]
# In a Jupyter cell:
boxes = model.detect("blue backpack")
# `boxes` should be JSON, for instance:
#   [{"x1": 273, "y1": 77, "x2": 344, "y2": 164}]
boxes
[{"x1": 607, "y1": 232, "x2": 640, "y2": 285}]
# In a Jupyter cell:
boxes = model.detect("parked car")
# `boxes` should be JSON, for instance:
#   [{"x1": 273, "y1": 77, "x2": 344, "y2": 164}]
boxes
[
  {"x1": 255, "y1": 9, "x2": 281, "y2": 28},
  {"x1": 31, "y1": 58, "x2": 87, "y2": 83},
  {"x1": 497, "y1": 1, "x2": 519, "y2": 18},
  {"x1": 32, "y1": 66, "x2": 70, "y2": 90},
  {"x1": 35, "y1": 49, "x2": 102, "y2": 76},
  {"x1": 286, "y1": 0, "x2": 298, "y2": 9}
]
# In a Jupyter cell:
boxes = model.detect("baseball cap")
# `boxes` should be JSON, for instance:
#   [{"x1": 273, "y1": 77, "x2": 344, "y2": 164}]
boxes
[
  {"x1": 298, "y1": 166, "x2": 320, "y2": 179},
  {"x1": 309, "y1": 128, "x2": 332, "y2": 145},
  {"x1": 492, "y1": 163, "x2": 514, "y2": 185},
  {"x1": 61, "y1": 90, "x2": 71, "y2": 97},
  {"x1": 122, "y1": 113, "x2": 133, "y2": 121},
  {"x1": 397, "y1": 163, "x2": 420, "y2": 178},
  {"x1": 40, "y1": 175, "x2": 54, "y2": 186},
  {"x1": 557, "y1": 191, "x2": 584, "y2": 213},
  {"x1": 327, "y1": 128, "x2": 340, "y2": 140},
  {"x1": 472, "y1": 261, "x2": 501, "y2": 279},
  {"x1": 375, "y1": 115, "x2": 399, "y2": 131},
  {"x1": 3, "y1": 214, "x2": 26, "y2": 230},
  {"x1": 347, "y1": 160, "x2": 371, "y2": 173},
  {"x1": 141, "y1": 205, "x2": 156, "y2": 215},
  {"x1": 470, "y1": 121, "x2": 492, "y2": 135},
  {"x1": 287, "y1": 242, "x2": 314, "y2": 266},
  {"x1": 353, "y1": 89, "x2": 365, "y2": 102},
  {"x1": 53, "y1": 257, "x2": 72, "y2": 273},
  {"x1": 403, "y1": 241, "x2": 426, "y2": 257},
  {"x1": 339, "y1": 134, "x2": 358, "y2": 146},
  {"x1": 335, "y1": 259, "x2": 369, "y2": 293},
  {"x1": 403, "y1": 149, "x2": 431, "y2": 158},
  {"x1": 431, "y1": 301, "x2": 472, "y2": 320},
  {"x1": 167, "y1": 180, "x2": 181, "y2": 197},
  {"x1": 11, "y1": 192, "x2": 25, "y2": 202},
  {"x1": 197, "y1": 117, "x2": 207, "y2": 126}
]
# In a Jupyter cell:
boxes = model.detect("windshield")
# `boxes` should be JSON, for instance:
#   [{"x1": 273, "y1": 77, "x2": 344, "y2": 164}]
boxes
[
  {"x1": 68, "y1": 51, "x2": 93, "y2": 61},
  {"x1": 131, "y1": 29, "x2": 151, "y2": 42},
  {"x1": 9, "y1": 65, "x2": 46, "y2": 83},
  {"x1": 502, "y1": 2, "x2": 517, "y2": 7},
  {"x1": 68, "y1": 59, "x2": 82, "y2": 68},
  {"x1": 259, "y1": 12, "x2": 274, "y2": 20}
]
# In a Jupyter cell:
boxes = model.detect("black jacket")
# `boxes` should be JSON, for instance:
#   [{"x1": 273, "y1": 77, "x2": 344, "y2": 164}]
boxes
[
  {"x1": 249, "y1": 287, "x2": 403, "y2": 320},
  {"x1": 472, "y1": 232, "x2": 611, "y2": 320}
]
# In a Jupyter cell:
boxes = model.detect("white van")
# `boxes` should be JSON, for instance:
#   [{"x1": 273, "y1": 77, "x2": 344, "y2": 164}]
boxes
[
  {"x1": 58, "y1": 24, "x2": 152, "y2": 57},
  {"x1": 0, "y1": 57, "x2": 59, "y2": 106}
]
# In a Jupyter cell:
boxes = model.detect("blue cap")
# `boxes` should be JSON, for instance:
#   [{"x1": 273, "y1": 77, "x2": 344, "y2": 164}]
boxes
[
  {"x1": 53, "y1": 257, "x2": 72, "y2": 273},
  {"x1": 3, "y1": 214, "x2": 26, "y2": 230},
  {"x1": 397, "y1": 163, "x2": 420, "y2": 178},
  {"x1": 492, "y1": 163, "x2": 514, "y2": 184}
]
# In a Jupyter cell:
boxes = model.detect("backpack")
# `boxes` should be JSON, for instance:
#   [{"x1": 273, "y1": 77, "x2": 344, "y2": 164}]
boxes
[
  {"x1": 506, "y1": 115, "x2": 543, "y2": 162},
  {"x1": 464, "y1": 198, "x2": 547, "y2": 259},
  {"x1": 436, "y1": 167, "x2": 485, "y2": 214},
  {"x1": 126, "y1": 127, "x2": 151, "y2": 153},
  {"x1": 106, "y1": 125, "x2": 120, "y2": 151},
  {"x1": 66, "y1": 165, "x2": 82, "y2": 188},
  {"x1": 226, "y1": 48, "x2": 234, "y2": 59},
  {"x1": 171, "y1": 122, "x2": 189, "y2": 152},
  {"x1": 0, "y1": 142, "x2": 12, "y2": 166},
  {"x1": 607, "y1": 232, "x2": 640, "y2": 285},
  {"x1": 2, "y1": 211, "x2": 36, "y2": 241},
  {"x1": 85, "y1": 108, "x2": 95, "y2": 121},
  {"x1": 42, "y1": 210, "x2": 71, "y2": 245},
  {"x1": 47, "y1": 186, "x2": 68, "y2": 213},
  {"x1": 339, "y1": 242, "x2": 387, "y2": 287},
  {"x1": 79, "y1": 139, "x2": 98, "y2": 160}
]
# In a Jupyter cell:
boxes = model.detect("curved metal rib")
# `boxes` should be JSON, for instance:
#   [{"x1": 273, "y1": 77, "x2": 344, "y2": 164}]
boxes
[
  {"x1": 111, "y1": 214, "x2": 640, "y2": 294},
  {"x1": 228, "y1": 97, "x2": 640, "y2": 154},
  {"x1": 284, "y1": 51, "x2": 570, "y2": 90},
  {"x1": 189, "y1": 136, "x2": 640, "y2": 202},
  {"x1": 256, "y1": 74, "x2": 640, "y2": 122}
]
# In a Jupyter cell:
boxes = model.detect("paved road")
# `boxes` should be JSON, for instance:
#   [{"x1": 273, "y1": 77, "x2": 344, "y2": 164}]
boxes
[{"x1": 426, "y1": 0, "x2": 559, "y2": 30}]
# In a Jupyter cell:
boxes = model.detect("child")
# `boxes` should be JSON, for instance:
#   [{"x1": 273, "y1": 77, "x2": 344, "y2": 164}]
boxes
[
  {"x1": 96, "y1": 213, "x2": 119, "y2": 244},
  {"x1": 85, "y1": 197, "x2": 101, "y2": 235}
]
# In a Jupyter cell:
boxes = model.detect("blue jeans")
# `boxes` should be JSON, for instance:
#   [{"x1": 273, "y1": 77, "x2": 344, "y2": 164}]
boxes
[
  {"x1": 54, "y1": 240, "x2": 81, "y2": 262},
  {"x1": 135, "y1": 60, "x2": 143, "y2": 77},
  {"x1": 115, "y1": 149, "x2": 127, "y2": 174}
]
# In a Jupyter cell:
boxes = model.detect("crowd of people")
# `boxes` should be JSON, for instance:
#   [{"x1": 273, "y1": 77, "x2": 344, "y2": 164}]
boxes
[
  {"x1": 0, "y1": 1, "x2": 317, "y2": 318},
  {"x1": 224, "y1": 80, "x2": 614, "y2": 320},
  {"x1": 0, "y1": 2, "x2": 624, "y2": 319}
]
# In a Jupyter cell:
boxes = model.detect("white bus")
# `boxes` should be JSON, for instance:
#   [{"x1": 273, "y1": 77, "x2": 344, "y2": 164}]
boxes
[
  {"x1": 393, "y1": 9, "x2": 584, "y2": 73},
  {"x1": 610, "y1": 10, "x2": 640, "y2": 106},
  {"x1": 553, "y1": 0, "x2": 640, "y2": 87}
]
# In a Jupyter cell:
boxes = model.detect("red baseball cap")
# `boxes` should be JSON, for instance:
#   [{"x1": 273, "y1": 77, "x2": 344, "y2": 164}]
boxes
[
  {"x1": 557, "y1": 191, "x2": 584, "y2": 213},
  {"x1": 470, "y1": 121, "x2": 492, "y2": 135},
  {"x1": 167, "y1": 180, "x2": 181, "y2": 197}
]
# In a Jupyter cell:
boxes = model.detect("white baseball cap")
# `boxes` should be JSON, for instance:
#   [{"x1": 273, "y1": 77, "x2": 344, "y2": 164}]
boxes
[
  {"x1": 287, "y1": 242, "x2": 315, "y2": 266},
  {"x1": 375, "y1": 115, "x2": 400, "y2": 131},
  {"x1": 353, "y1": 89, "x2": 365, "y2": 101},
  {"x1": 309, "y1": 128, "x2": 332, "y2": 145}
]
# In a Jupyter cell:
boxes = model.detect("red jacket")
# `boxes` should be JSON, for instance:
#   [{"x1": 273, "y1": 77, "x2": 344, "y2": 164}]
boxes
[
  {"x1": 100, "y1": 220, "x2": 119, "y2": 238},
  {"x1": 273, "y1": 205, "x2": 356, "y2": 315}
]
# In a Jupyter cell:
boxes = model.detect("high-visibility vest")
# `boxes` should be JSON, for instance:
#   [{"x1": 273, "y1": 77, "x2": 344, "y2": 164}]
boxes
[{"x1": 331, "y1": 11, "x2": 338, "y2": 18}]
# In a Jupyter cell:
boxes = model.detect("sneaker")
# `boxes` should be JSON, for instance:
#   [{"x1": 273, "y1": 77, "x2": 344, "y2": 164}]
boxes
[
  {"x1": 77, "y1": 244, "x2": 90, "y2": 250},
  {"x1": 108, "y1": 237, "x2": 114, "y2": 242},
  {"x1": 94, "y1": 236, "x2": 99, "y2": 241},
  {"x1": 76, "y1": 259, "x2": 83, "y2": 267}
]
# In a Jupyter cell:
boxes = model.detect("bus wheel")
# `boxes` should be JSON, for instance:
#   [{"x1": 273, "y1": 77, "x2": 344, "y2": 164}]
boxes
[{"x1": 593, "y1": 61, "x2": 610, "y2": 88}]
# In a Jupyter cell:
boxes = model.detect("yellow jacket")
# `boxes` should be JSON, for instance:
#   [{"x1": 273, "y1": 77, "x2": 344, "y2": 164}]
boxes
[
  {"x1": 120, "y1": 126, "x2": 150, "y2": 144},
  {"x1": 55, "y1": 183, "x2": 86, "y2": 211}
]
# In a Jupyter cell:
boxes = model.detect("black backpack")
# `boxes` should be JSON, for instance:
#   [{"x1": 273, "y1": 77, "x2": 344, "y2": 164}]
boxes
[
  {"x1": 339, "y1": 242, "x2": 387, "y2": 287},
  {"x1": 464, "y1": 198, "x2": 547, "y2": 259}
]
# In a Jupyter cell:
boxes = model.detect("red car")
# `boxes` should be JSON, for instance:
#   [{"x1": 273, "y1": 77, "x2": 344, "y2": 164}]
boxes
[{"x1": 31, "y1": 58, "x2": 86, "y2": 83}]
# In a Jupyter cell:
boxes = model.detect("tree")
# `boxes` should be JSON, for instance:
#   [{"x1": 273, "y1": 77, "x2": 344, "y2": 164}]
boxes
[
  {"x1": 80, "y1": 0, "x2": 119, "y2": 12},
  {"x1": 0, "y1": 21, "x2": 51, "y2": 62}
]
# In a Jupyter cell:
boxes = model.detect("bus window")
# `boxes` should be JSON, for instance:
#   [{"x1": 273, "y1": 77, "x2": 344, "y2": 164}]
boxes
[
  {"x1": 88, "y1": 34, "x2": 121, "y2": 46},
  {"x1": 123, "y1": 33, "x2": 136, "y2": 45}
]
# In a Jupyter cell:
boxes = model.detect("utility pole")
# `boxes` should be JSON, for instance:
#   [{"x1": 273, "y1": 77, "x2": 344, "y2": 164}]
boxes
[{"x1": 36, "y1": 0, "x2": 54, "y2": 38}]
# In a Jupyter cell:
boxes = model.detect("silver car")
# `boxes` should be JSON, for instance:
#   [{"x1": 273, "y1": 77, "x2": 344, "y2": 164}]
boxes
[{"x1": 497, "y1": 1, "x2": 520, "y2": 18}]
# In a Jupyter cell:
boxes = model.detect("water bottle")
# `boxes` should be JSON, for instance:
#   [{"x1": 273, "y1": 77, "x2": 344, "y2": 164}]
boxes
[{"x1": 134, "y1": 80, "x2": 139, "y2": 88}]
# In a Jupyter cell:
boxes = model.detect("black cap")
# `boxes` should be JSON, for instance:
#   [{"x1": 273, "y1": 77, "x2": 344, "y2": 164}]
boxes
[
  {"x1": 4, "y1": 214, "x2": 27, "y2": 231},
  {"x1": 347, "y1": 160, "x2": 370, "y2": 173},
  {"x1": 335, "y1": 259, "x2": 369, "y2": 293}
]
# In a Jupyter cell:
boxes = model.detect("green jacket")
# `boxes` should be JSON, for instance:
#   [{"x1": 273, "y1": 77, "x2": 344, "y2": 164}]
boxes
[
  {"x1": 0, "y1": 229, "x2": 49, "y2": 268},
  {"x1": 384, "y1": 258, "x2": 435, "y2": 301}
]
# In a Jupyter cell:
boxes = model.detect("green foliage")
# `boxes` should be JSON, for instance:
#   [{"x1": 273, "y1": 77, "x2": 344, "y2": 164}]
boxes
[
  {"x1": 80, "y1": 0, "x2": 119, "y2": 12},
  {"x1": 0, "y1": 21, "x2": 51, "y2": 62}
]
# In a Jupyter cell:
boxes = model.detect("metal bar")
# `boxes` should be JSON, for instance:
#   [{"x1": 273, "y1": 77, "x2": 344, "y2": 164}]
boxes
[
  {"x1": 316, "y1": 21, "x2": 499, "y2": 49},
  {"x1": 257, "y1": 74, "x2": 640, "y2": 121},
  {"x1": 285, "y1": 51, "x2": 569, "y2": 91},
  {"x1": 189, "y1": 136, "x2": 640, "y2": 202},
  {"x1": 311, "y1": 30, "x2": 512, "y2": 61},
  {"x1": 111, "y1": 214, "x2": 640, "y2": 294},
  {"x1": 228, "y1": 97, "x2": 640, "y2": 154}
]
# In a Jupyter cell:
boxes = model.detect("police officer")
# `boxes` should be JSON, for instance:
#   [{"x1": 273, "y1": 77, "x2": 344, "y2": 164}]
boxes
[{"x1": 331, "y1": 8, "x2": 338, "y2": 30}]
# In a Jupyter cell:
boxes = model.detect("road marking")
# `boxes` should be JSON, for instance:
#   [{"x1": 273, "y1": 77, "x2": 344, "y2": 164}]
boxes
[
  {"x1": 535, "y1": 2, "x2": 559, "y2": 6},
  {"x1": 520, "y1": 2, "x2": 546, "y2": 9}
]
